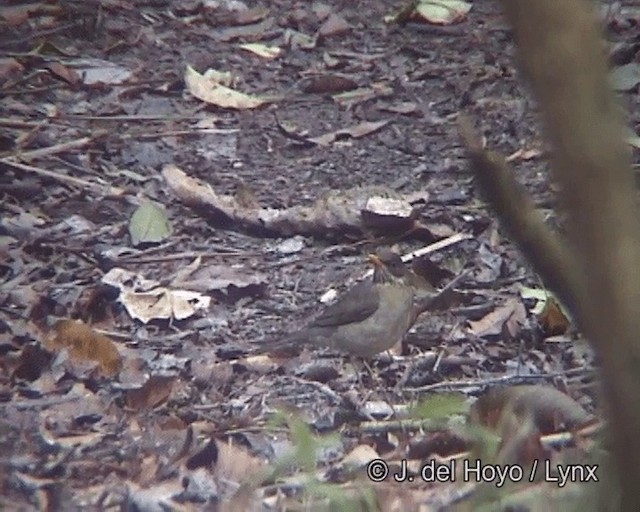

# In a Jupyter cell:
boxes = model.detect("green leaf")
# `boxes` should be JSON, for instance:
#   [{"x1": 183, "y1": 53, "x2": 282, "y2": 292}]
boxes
[
  {"x1": 129, "y1": 201, "x2": 171, "y2": 247},
  {"x1": 409, "y1": 392, "x2": 468, "y2": 420}
]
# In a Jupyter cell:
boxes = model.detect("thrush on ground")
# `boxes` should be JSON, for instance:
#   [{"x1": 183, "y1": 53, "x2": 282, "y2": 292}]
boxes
[
  {"x1": 257, "y1": 249, "x2": 415, "y2": 357},
  {"x1": 256, "y1": 249, "x2": 468, "y2": 358}
]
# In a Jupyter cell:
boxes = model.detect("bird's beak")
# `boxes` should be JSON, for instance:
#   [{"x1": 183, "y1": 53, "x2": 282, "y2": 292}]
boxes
[{"x1": 368, "y1": 254, "x2": 384, "y2": 268}]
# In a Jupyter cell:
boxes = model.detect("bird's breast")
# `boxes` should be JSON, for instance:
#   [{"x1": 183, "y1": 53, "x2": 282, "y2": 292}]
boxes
[{"x1": 333, "y1": 285, "x2": 414, "y2": 356}]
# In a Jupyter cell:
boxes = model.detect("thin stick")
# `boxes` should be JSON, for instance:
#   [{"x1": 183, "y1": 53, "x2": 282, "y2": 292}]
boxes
[
  {"x1": 0, "y1": 158, "x2": 124, "y2": 196},
  {"x1": 16, "y1": 137, "x2": 92, "y2": 161}
]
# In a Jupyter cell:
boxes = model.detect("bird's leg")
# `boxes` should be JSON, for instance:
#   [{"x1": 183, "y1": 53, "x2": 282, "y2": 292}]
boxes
[
  {"x1": 342, "y1": 357, "x2": 376, "y2": 420},
  {"x1": 361, "y1": 355, "x2": 403, "y2": 420},
  {"x1": 344, "y1": 356, "x2": 372, "y2": 398},
  {"x1": 378, "y1": 350, "x2": 403, "y2": 418},
  {"x1": 360, "y1": 358, "x2": 377, "y2": 385}
]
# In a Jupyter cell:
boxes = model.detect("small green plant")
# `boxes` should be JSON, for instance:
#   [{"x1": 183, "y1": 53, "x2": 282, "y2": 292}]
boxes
[{"x1": 262, "y1": 411, "x2": 379, "y2": 511}]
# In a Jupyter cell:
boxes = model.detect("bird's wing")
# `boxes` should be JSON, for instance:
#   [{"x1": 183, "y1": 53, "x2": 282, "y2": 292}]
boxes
[{"x1": 310, "y1": 281, "x2": 380, "y2": 328}]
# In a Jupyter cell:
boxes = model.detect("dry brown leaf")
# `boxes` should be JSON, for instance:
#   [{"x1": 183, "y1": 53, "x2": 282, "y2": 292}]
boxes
[
  {"x1": 11, "y1": 343, "x2": 52, "y2": 382},
  {"x1": 505, "y1": 146, "x2": 544, "y2": 162},
  {"x1": 101, "y1": 267, "x2": 211, "y2": 323},
  {"x1": 309, "y1": 119, "x2": 390, "y2": 146},
  {"x1": 185, "y1": 66, "x2": 268, "y2": 110},
  {"x1": 332, "y1": 84, "x2": 394, "y2": 107},
  {"x1": 539, "y1": 297, "x2": 571, "y2": 336},
  {"x1": 239, "y1": 43, "x2": 282, "y2": 60},
  {"x1": 45, "y1": 62, "x2": 81, "y2": 86},
  {"x1": 126, "y1": 375, "x2": 176, "y2": 410},
  {"x1": 467, "y1": 297, "x2": 526, "y2": 338},
  {"x1": 300, "y1": 74, "x2": 358, "y2": 94},
  {"x1": 317, "y1": 13, "x2": 351, "y2": 38},
  {"x1": 46, "y1": 319, "x2": 122, "y2": 376}
]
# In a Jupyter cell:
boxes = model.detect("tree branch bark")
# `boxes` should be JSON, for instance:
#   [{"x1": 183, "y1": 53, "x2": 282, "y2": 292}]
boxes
[{"x1": 464, "y1": 0, "x2": 640, "y2": 507}]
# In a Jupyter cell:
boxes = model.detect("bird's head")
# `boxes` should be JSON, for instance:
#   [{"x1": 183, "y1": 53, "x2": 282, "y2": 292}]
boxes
[{"x1": 369, "y1": 249, "x2": 410, "y2": 284}]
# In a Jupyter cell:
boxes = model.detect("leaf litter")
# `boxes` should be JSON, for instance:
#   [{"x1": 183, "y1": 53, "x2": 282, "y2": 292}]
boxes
[{"x1": 0, "y1": 0, "x2": 627, "y2": 509}]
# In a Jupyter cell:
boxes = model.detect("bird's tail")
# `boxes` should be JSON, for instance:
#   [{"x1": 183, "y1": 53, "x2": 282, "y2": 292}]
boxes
[{"x1": 251, "y1": 330, "x2": 311, "y2": 356}]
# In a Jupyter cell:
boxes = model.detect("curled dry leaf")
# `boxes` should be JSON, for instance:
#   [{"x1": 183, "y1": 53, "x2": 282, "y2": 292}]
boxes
[
  {"x1": 46, "y1": 319, "x2": 122, "y2": 376},
  {"x1": 308, "y1": 119, "x2": 389, "y2": 146},
  {"x1": 119, "y1": 288, "x2": 211, "y2": 323},
  {"x1": 185, "y1": 65, "x2": 268, "y2": 110},
  {"x1": 240, "y1": 43, "x2": 282, "y2": 59},
  {"x1": 413, "y1": 0, "x2": 472, "y2": 25},
  {"x1": 102, "y1": 267, "x2": 211, "y2": 323}
]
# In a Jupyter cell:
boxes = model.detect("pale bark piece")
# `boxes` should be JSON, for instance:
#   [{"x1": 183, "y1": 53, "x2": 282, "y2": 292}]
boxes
[{"x1": 163, "y1": 164, "x2": 420, "y2": 239}]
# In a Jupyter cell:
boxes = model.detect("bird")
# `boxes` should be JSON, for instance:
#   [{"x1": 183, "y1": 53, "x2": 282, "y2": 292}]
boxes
[{"x1": 257, "y1": 249, "x2": 416, "y2": 358}]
